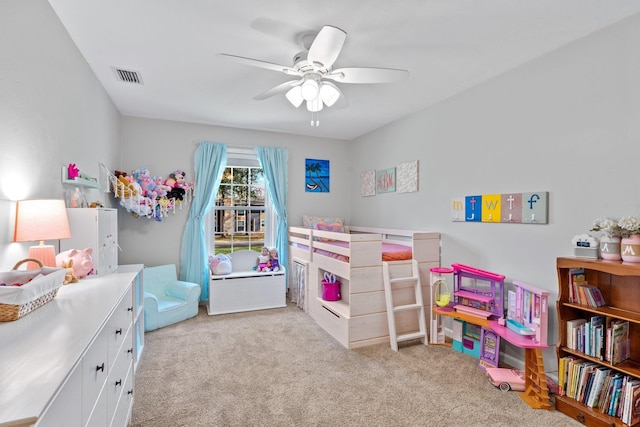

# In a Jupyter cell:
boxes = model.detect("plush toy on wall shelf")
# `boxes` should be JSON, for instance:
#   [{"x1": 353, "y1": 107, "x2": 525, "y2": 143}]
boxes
[{"x1": 67, "y1": 163, "x2": 80, "y2": 180}]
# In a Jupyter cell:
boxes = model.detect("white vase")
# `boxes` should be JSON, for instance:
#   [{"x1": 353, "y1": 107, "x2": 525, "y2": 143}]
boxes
[
  {"x1": 621, "y1": 235, "x2": 640, "y2": 263},
  {"x1": 599, "y1": 236, "x2": 621, "y2": 261}
]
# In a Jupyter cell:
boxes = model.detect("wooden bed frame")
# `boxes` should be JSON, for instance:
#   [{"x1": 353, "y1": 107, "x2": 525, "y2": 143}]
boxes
[{"x1": 288, "y1": 225, "x2": 441, "y2": 349}]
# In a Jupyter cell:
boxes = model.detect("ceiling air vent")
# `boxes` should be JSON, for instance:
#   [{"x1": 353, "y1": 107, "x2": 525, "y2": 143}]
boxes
[{"x1": 112, "y1": 67, "x2": 143, "y2": 85}]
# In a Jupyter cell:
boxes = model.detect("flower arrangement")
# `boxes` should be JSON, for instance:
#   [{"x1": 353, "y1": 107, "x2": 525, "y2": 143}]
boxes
[
  {"x1": 617, "y1": 216, "x2": 640, "y2": 238},
  {"x1": 591, "y1": 217, "x2": 623, "y2": 238}
]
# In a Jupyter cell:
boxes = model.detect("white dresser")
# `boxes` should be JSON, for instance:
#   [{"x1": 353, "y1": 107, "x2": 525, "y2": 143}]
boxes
[{"x1": 0, "y1": 265, "x2": 143, "y2": 427}]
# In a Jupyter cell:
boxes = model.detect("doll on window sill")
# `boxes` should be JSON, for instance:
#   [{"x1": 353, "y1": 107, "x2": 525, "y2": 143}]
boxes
[
  {"x1": 266, "y1": 248, "x2": 280, "y2": 272},
  {"x1": 256, "y1": 247, "x2": 270, "y2": 272}
]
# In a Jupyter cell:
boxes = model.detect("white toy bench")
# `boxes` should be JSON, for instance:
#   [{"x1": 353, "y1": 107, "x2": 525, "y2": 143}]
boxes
[{"x1": 207, "y1": 249, "x2": 286, "y2": 315}]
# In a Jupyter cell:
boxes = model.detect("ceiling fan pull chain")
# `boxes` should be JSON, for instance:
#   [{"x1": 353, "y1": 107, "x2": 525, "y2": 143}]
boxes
[{"x1": 310, "y1": 110, "x2": 320, "y2": 127}]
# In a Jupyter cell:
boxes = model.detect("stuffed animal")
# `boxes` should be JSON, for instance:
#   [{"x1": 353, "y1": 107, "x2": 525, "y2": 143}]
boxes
[
  {"x1": 56, "y1": 248, "x2": 94, "y2": 279},
  {"x1": 60, "y1": 259, "x2": 78, "y2": 285},
  {"x1": 153, "y1": 176, "x2": 171, "y2": 198},
  {"x1": 208, "y1": 254, "x2": 232, "y2": 275},
  {"x1": 166, "y1": 170, "x2": 194, "y2": 192},
  {"x1": 67, "y1": 163, "x2": 80, "y2": 180},
  {"x1": 113, "y1": 175, "x2": 139, "y2": 198},
  {"x1": 133, "y1": 168, "x2": 158, "y2": 199}
]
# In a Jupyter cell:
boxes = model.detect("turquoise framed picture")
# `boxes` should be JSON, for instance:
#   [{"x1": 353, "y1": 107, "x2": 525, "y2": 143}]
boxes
[{"x1": 376, "y1": 167, "x2": 396, "y2": 194}]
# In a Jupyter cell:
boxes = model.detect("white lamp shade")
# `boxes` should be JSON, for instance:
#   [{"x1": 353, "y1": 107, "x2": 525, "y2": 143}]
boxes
[
  {"x1": 306, "y1": 97, "x2": 324, "y2": 112},
  {"x1": 285, "y1": 86, "x2": 304, "y2": 108},
  {"x1": 320, "y1": 82, "x2": 341, "y2": 107},
  {"x1": 300, "y1": 78, "x2": 319, "y2": 101}
]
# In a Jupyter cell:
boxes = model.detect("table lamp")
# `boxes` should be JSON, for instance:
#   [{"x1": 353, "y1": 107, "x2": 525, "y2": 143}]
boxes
[{"x1": 13, "y1": 199, "x2": 71, "y2": 269}]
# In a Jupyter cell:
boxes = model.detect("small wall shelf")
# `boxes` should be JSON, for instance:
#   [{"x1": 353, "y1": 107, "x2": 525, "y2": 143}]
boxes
[{"x1": 61, "y1": 167, "x2": 100, "y2": 188}]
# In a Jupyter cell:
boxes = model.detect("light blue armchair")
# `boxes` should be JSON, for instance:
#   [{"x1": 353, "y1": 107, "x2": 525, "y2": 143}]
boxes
[{"x1": 143, "y1": 264, "x2": 201, "y2": 332}]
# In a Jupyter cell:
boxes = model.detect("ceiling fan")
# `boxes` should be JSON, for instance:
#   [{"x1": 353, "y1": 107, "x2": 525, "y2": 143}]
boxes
[{"x1": 218, "y1": 25, "x2": 409, "y2": 123}]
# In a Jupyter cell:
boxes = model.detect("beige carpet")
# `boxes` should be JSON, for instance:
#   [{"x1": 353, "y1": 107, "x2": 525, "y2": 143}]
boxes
[{"x1": 131, "y1": 304, "x2": 582, "y2": 427}]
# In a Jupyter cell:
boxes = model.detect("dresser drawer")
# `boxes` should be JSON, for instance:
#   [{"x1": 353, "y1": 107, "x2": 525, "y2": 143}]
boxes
[
  {"x1": 107, "y1": 290, "x2": 134, "y2": 367},
  {"x1": 82, "y1": 329, "x2": 109, "y2": 425},
  {"x1": 37, "y1": 362, "x2": 82, "y2": 427},
  {"x1": 85, "y1": 384, "x2": 108, "y2": 427},
  {"x1": 107, "y1": 327, "x2": 133, "y2": 420},
  {"x1": 110, "y1": 364, "x2": 134, "y2": 427}
]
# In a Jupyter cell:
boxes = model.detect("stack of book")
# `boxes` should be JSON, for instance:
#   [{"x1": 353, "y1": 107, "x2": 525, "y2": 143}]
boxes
[
  {"x1": 568, "y1": 268, "x2": 606, "y2": 307},
  {"x1": 566, "y1": 317, "x2": 629, "y2": 364},
  {"x1": 558, "y1": 358, "x2": 640, "y2": 425}
]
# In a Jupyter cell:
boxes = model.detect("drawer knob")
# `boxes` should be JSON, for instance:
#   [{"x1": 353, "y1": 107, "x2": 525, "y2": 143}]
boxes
[
  {"x1": 115, "y1": 379, "x2": 122, "y2": 387},
  {"x1": 115, "y1": 328, "x2": 122, "y2": 335},
  {"x1": 576, "y1": 413, "x2": 585, "y2": 423},
  {"x1": 127, "y1": 390, "x2": 133, "y2": 396},
  {"x1": 96, "y1": 363, "x2": 105, "y2": 372},
  {"x1": 127, "y1": 348, "x2": 133, "y2": 354},
  {"x1": 127, "y1": 306, "x2": 133, "y2": 312}
]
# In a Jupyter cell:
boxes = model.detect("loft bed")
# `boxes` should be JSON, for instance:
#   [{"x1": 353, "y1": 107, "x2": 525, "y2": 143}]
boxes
[{"x1": 288, "y1": 224, "x2": 440, "y2": 349}]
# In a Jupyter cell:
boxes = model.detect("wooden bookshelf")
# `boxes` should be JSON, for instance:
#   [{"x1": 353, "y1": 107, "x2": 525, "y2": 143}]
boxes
[{"x1": 556, "y1": 257, "x2": 640, "y2": 426}]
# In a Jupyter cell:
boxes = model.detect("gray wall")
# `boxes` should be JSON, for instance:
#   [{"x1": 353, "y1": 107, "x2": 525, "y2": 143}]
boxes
[
  {"x1": 349, "y1": 13, "x2": 640, "y2": 369},
  {"x1": 117, "y1": 117, "x2": 351, "y2": 268},
  {"x1": 3, "y1": 0, "x2": 640, "y2": 374},
  {"x1": 0, "y1": 0, "x2": 121, "y2": 270}
]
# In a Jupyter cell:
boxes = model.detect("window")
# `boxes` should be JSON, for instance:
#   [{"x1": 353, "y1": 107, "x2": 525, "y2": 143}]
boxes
[{"x1": 205, "y1": 149, "x2": 273, "y2": 255}]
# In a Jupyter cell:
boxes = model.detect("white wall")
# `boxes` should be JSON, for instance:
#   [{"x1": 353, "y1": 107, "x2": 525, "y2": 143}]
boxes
[
  {"x1": 117, "y1": 117, "x2": 351, "y2": 268},
  {"x1": 349, "y1": 13, "x2": 640, "y2": 370},
  {"x1": 0, "y1": 0, "x2": 121, "y2": 270}
]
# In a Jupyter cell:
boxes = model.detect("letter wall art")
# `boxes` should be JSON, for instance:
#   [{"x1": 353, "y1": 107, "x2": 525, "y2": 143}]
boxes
[{"x1": 450, "y1": 191, "x2": 548, "y2": 224}]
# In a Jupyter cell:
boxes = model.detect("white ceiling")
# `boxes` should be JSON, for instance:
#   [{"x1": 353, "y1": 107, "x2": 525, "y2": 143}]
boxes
[{"x1": 47, "y1": 0, "x2": 640, "y2": 141}]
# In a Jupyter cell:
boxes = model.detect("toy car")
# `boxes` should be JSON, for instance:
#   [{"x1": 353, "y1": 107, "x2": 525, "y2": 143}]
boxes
[{"x1": 485, "y1": 367, "x2": 557, "y2": 393}]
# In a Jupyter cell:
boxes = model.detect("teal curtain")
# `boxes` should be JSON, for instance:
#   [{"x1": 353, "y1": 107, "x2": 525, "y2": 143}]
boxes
[
  {"x1": 180, "y1": 142, "x2": 227, "y2": 301},
  {"x1": 254, "y1": 147, "x2": 288, "y2": 283}
]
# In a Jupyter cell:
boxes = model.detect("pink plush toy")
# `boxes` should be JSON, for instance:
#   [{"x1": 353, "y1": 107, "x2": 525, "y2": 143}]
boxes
[
  {"x1": 67, "y1": 163, "x2": 80, "y2": 180},
  {"x1": 56, "y1": 248, "x2": 94, "y2": 279},
  {"x1": 133, "y1": 168, "x2": 158, "y2": 199},
  {"x1": 208, "y1": 254, "x2": 232, "y2": 275}
]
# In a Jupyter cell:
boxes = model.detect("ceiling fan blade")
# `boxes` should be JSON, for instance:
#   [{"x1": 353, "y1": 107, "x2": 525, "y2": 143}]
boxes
[
  {"x1": 325, "y1": 67, "x2": 409, "y2": 84},
  {"x1": 217, "y1": 53, "x2": 301, "y2": 76},
  {"x1": 307, "y1": 26, "x2": 346, "y2": 70},
  {"x1": 253, "y1": 79, "x2": 303, "y2": 100}
]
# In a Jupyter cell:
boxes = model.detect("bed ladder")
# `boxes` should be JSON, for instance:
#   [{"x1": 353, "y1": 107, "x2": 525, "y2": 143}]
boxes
[{"x1": 382, "y1": 260, "x2": 427, "y2": 351}]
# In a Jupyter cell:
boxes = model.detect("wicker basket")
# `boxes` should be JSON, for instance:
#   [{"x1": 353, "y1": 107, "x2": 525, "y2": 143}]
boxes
[{"x1": 0, "y1": 258, "x2": 66, "y2": 322}]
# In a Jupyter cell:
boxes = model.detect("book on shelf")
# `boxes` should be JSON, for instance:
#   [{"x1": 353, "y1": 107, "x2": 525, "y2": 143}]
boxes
[
  {"x1": 558, "y1": 355, "x2": 577, "y2": 397},
  {"x1": 597, "y1": 372, "x2": 616, "y2": 412},
  {"x1": 568, "y1": 268, "x2": 586, "y2": 303},
  {"x1": 611, "y1": 320, "x2": 630, "y2": 365},
  {"x1": 590, "y1": 315, "x2": 606, "y2": 359},
  {"x1": 578, "y1": 284, "x2": 606, "y2": 308},
  {"x1": 567, "y1": 318, "x2": 587, "y2": 350},
  {"x1": 586, "y1": 366, "x2": 611, "y2": 408},
  {"x1": 599, "y1": 373, "x2": 619, "y2": 413},
  {"x1": 609, "y1": 376, "x2": 625, "y2": 416},
  {"x1": 577, "y1": 363, "x2": 598, "y2": 403},
  {"x1": 623, "y1": 379, "x2": 640, "y2": 426}
]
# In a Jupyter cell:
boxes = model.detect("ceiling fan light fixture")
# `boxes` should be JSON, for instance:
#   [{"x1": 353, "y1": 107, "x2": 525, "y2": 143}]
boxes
[
  {"x1": 319, "y1": 83, "x2": 340, "y2": 107},
  {"x1": 306, "y1": 97, "x2": 323, "y2": 112},
  {"x1": 300, "y1": 76, "x2": 319, "y2": 101},
  {"x1": 285, "y1": 86, "x2": 304, "y2": 107}
]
